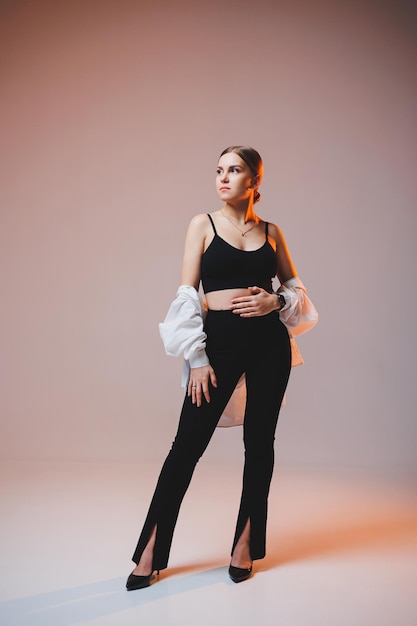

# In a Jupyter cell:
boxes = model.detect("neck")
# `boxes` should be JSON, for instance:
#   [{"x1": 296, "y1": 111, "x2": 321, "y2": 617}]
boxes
[{"x1": 223, "y1": 198, "x2": 256, "y2": 223}]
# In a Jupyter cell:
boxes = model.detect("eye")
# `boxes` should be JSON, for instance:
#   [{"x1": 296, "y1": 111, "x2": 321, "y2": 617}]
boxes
[{"x1": 216, "y1": 168, "x2": 223, "y2": 175}]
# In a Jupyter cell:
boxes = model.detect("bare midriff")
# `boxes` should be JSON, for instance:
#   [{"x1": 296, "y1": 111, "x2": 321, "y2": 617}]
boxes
[{"x1": 205, "y1": 288, "x2": 252, "y2": 311}]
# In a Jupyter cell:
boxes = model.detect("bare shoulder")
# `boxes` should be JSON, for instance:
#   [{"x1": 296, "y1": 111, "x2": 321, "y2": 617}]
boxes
[
  {"x1": 187, "y1": 212, "x2": 211, "y2": 233},
  {"x1": 265, "y1": 221, "x2": 287, "y2": 245}
]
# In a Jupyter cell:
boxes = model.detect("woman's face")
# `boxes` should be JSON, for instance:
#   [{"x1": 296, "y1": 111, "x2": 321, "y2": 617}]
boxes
[{"x1": 216, "y1": 152, "x2": 255, "y2": 203}]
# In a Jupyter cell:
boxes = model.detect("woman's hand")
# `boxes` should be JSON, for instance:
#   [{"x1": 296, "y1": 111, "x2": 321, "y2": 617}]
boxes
[
  {"x1": 231, "y1": 286, "x2": 278, "y2": 317},
  {"x1": 188, "y1": 364, "x2": 217, "y2": 407}
]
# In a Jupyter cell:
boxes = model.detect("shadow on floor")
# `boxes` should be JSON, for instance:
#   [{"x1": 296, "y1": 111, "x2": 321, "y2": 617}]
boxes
[
  {"x1": 0, "y1": 561, "x2": 229, "y2": 626},
  {"x1": 2, "y1": 512, "x2": 417, "y2": 625},
  {"x1": 260, "y1": 511, "x2": 417, "y2": 571}
]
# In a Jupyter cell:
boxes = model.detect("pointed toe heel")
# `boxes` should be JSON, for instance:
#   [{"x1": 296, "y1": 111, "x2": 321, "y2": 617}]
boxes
[
  {"x1": 126, "y1": 570, "x2": 159, "y2": 591},
  {"x1": 228, "y1": 563, "x2": 253, "y2": 583}
]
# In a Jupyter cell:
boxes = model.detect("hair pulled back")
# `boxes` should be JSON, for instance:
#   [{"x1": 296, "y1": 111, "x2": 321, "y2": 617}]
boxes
[{"x1": 220, "y1": 145, "x2": 263, "y2": 203}]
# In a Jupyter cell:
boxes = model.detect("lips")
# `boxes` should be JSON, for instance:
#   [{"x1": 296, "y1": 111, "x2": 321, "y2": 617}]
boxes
[{"x1": 219, "y1": 187, "x2": 230, "y2": 191}]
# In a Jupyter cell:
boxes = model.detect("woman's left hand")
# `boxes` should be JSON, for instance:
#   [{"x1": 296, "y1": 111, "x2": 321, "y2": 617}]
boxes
[{"x1": 231, "y1": 286, "x2": 277, "y2": 317}]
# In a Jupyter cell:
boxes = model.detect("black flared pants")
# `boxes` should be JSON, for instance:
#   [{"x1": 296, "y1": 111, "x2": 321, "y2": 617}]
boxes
[{"x1": 132, "y1": 310, "x2": 291, "y2": 570}]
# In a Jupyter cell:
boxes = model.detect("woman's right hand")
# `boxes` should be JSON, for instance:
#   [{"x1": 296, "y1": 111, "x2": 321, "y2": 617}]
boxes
[{"x1": 188, "y1": 365, "x2": 217, "y2": 407}]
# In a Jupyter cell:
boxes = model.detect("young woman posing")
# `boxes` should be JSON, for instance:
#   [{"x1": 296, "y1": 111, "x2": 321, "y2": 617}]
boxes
[{"x1": 126, "y1": 146, "x2": 317, "y2": 590}]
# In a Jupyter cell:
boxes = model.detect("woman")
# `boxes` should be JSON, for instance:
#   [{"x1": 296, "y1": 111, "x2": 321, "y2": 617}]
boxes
[{"x1": 126, "y1": 146, "x2": 317, "y2": 590}]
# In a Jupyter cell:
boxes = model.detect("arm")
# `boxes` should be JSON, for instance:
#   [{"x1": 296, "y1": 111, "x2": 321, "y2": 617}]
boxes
[
  {"x1": 271, "y1": 225, "x2": 318, "y2": 333},
  {"x1": 180, "y1": 214, "x2": 217, "y2": 405},
  {"x1": 180, "y1": 214, "x2": 208, "y2": 288},
  {"x1": 272, "y1": 223, "x2": 297, "y2": 285}
]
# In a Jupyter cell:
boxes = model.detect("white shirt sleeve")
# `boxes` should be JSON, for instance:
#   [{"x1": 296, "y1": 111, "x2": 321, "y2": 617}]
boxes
[
  {"x1": 159, "y1": 285, "x2": 210, "y2": 378},
  {"x1": 277, "y1": 276, "x2": 318, "y2": 336}
]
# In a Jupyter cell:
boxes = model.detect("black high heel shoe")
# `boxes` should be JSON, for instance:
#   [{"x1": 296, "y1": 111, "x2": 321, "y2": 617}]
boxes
[
  {"x1": 228, "y1": 563, "x2": 253, "y2": 583},
  {"x1": 126, "y1": 570, "x2": 160, "y2": 591}
]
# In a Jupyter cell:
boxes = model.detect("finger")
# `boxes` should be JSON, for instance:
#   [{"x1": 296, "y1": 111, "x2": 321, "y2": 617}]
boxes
[
  {"x1": 232, "y1": 303, "x2": 251, "y2": 313},
  {"x1": 231, "y1": 297, "x2": 251, "y2": 306},
  {"x1": 210, "y1": 369, "x2": 217, "y2": 388},
  {"x1": 190, "y1": 382, "x2": 198, "y2": 401},
  {"x1": 233, "y1": 305, "x2": 253, "y2": 314},
  {"x1": 240, "y1": 310, "x2": 259, "y2": 317},
  {"x1": 202, "y1": 383, "x2": 211, "y2": 404}
]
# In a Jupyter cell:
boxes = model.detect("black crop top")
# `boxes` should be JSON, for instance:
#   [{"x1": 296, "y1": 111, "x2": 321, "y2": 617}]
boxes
[{"x1": 201, "y1": 214, "x2": 277, "y2": 293}]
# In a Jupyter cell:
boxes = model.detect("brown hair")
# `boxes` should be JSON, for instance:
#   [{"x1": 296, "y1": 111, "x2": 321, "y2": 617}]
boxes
[{"x1": 219, "y1": 146, "x2": 263, "y2": 203}]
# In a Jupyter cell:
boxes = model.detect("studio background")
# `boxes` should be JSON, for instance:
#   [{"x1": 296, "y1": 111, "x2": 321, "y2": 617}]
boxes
[{"x1": 1, "y1": 0, "x2": 416, "y2": 473}]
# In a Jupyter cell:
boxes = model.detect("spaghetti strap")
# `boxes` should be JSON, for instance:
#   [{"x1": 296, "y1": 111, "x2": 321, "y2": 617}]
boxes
[
  {"x1": 265, "y1": 221, "x2": 269, "y2": 240},
  {"x1": 207, "y1": 213, "x2": 217, "y2": 235}
]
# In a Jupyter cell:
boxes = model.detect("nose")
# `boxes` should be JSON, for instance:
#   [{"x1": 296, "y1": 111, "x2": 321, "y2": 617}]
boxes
[{"x1": 220, "y1": 171, "x2": 229, "y2": 182}]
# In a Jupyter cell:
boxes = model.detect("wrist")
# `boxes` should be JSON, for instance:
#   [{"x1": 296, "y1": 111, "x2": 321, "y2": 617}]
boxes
[
  {"x1": 274, "y1": 292, "x2": 286, "y2": 311},
  {"x1": 188, "y1": 347, "x2": 209, "y2": 369}
]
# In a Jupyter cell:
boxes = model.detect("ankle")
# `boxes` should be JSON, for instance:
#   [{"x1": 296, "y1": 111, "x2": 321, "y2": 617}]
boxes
[
  {"x1": 133, "y1": 526, "x2": 157, "y2": 576},
  {"x1": 231, "y1": 557, "x2": 252, "y2": 569},
  {"x1": 132, "y1": 563, "x2": 152, "y2": 576},
  {"x1": 231, "y1": 545, "x2": 252, "y2": 569},
  {"x1": 133, "y1": 552, "x2": 154, "y2": 576}
]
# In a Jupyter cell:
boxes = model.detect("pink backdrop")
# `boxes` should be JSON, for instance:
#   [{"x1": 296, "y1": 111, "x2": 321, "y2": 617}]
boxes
[{"x1": 1, "y1": 0, "x2": 416, "y2": 471}]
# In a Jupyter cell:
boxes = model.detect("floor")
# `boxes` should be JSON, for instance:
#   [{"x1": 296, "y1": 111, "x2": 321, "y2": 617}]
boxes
[{"x1": 1, "y1": 460, "x2": 416, "y2": 626}]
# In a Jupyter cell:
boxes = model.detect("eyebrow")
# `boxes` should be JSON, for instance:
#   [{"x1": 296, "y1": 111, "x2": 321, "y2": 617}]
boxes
[{"x1": 217, "y1": 164, "x2": 243, "y2": 169}]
